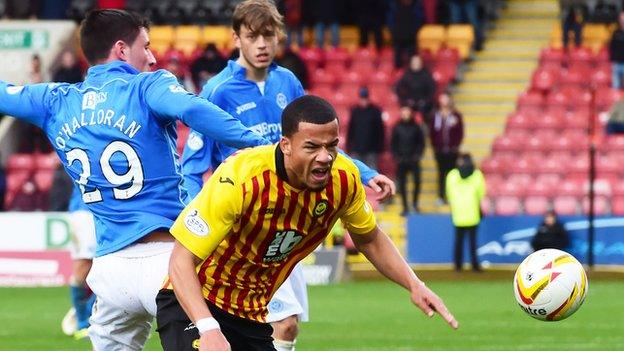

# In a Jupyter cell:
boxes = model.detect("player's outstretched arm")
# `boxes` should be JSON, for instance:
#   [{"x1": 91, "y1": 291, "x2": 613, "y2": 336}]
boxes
[
  {"x1": 350, "y1": 227, "x2": 459, "y2": 330},
  {"x1": 145, "y1": 71, "x2": 271, "y2": 150},
  {"x1": 0, "y1": 81, "x2": 51, "y2": 128},
  {"x1": 169, "y1": 241, "x2": 231, "y2": 351}
]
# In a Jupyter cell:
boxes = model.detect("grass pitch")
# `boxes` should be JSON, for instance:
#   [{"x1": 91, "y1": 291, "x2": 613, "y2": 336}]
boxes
[{"x1": 0, "y1": 278, "x2": 622, "y2": 351}]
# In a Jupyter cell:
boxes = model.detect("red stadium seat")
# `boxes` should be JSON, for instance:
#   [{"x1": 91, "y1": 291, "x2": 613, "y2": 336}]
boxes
[
  {"x1": 494, "y1": 196, "x2": 522, "y2": 215},
  {"x1": 33, "y1": 170, "x2": 55, "y2": 192},
  {"x1": 594, "y1": 87, "x2": 623, "y2": 113},
  {"x1": 492, "y1": 135, "x2": 521, "y2": 154},
  {"x1": 553, "y1": 196, "x2": 579, "y2": 215},
  {"x1": 353, "y1": 46, "x2": 378, "y2": 62},
  {"x1": 309, "y1": 85, "x2": 335, "y2": 101},
  {"x1": 311, "y1": 68, "x2": 336, "y2": 86},
  {"x1": 559, "y1": 178, "x2": 585, "y2": 197},
  {"x1": 324, "y1": 61, "x2": 348, "y2": 80},
  {"x1": 524, "y1": 196, "x2": 550, "y2": 215},
  {"x1": 531, "y1": 68, "x2": 559, "y2": 93},
  {"x1": 591, "y1": 65, "x2": 611, "y2": 88},
  {"x1": 534, "y1": 111, "x2": 563, "y2": 130},
  {"x1": 34, "y1": 153, "x2": 59, "y2": 170},
  {"x1": 7, "y1": 154, "x2": 36, "y2": 172},
  {"x1": 535, "y1": 173, "x2": 562, "y2": 186},
  {"x1": 558, "y1": 68, "x2": 588, "y2": 88},
  {"x1": 435, "y1": 47, "x2": 460, "y2": 66},
  {"x1": 581, "y1": 196, "x2": 609, "y2": 215},
  {"x1": 567, "y1": 46, "x2": 593, "y2": 66},
  {"x1": 480, "y1": 156, "x2": 510, "y2": 176},
  {"x1": 342, "y1": 71, "x2": 364, "y2": 85},
  {"x1": 324, "y1": 47, "x2": 350, "y2": 66},
  {"x1": 539, "y1": 47, "x2": 565, "y2": 66},
  {"x1": 368, "y1": 70, "x2": 391, "y2": 86},
  {"x1": 506, "y1": 112, "x2": 534, "y2": 131},
  {"x1": 481, "y1": 197, "x2": 494, "y2": 216},
  {"x1": 612, "y1": 196, "x2": 624, "y2": 215},
  {"x1": 351, "y1": 61, "x2": 375, "y2": 78},
  {"x1": 498, "y1": 181, "x2": 527, "y2": 197},
  {"x1": 517, "y1": 90, "x2": 544, "y2": 110}
]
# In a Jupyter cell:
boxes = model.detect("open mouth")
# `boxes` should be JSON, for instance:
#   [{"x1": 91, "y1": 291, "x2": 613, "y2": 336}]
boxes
[
  {"x1": 256, "y1": 53, "x2": 269, "y2": 61},
  {"x1": 311, "y1": 167, "x2": 329, "y2": 181}
]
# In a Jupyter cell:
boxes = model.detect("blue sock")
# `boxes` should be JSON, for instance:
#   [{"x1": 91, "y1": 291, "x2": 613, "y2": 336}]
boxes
[{"x1": 70, "y1": 285, "x2": 94, "y2": 330}]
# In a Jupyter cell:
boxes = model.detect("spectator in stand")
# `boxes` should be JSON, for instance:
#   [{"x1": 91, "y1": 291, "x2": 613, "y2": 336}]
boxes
[
  {"x1": 391, "y1": 106, "x2": 425, "y2": 215},
  {"x1": 190, "y1": 43, "x2": 227, "y2": 92},
  {"x1": 310, "y1": 0, "x2": 340, "y2": 48},
  {"x1": 446, "y1": 153, "x2": 485, "y2": 272},
  {"x1": 275, "y1": 42, "x2": 310, "y2": 89},
  {"x1": 605, "y1": 100, "x2": 624, "y2": 134},
  {"x1": 52, "y1": 51, "x2": 83, "y2": 84},
  {"x1": 347, "y1": 87, "x2": 385, "y2": 169},
  {"x1": 5, "y1": 0, "x2": 38, "y2": 18},
  {"x1": 390, "y1": 0, "x2": 424, "y2": 68},
  {"x1": 48, "y1": 163, "x2": 73, "y2": 212},
  {"x1": 609, "y1": 12, "x2": 624, "y2": 90},
  {"x1": 0, "y1": 153, "x2": 5, "y2": 211},
  {"x1": 396, "y1": 54, "x2": 436, "y2": 116},
  {"x1": 422, "y1": 0, "x2": 437, "y2": 23},
  {"x1": 98, "y1": 0, "x2": 126, "y2": 9},
  {"x1": 356, "y1": 0, "x2": 386, "y2": 50},
  {"x1": 531, "y1": 210, "x2": 570, "y2": 252},
  {"x1": 278, "y1": 0, "x2": 304, "y2": 47},
  {"x1": 560, "y1": 2, "x2": 586, "y2": 49},
  {"x1": 165, "y1": 56, "x2": 193, "y2": 92},
  {"x1": 29, "y1": 54, "x2": 44, "y2": 84},
  {"x1": 448, "y1": 0, "x2": 484, "y2": 51},
  {"x1": 8, "y1": 178, "x2": 46, "y2": 211},
  {"x1": 428, "y1": 91, "x2": 464, "y2": 205}
]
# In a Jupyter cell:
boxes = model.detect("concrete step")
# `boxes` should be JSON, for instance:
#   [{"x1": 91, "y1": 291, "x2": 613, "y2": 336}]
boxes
[
  {"x1": 476, "y1": 50, "x2": 540, "y2": 60},
  {"x1": 462, "y1": 70, "x2": 530, "y2": 82},
  {"x1": 468, "y1": 60, "x2": 537, "y2": 71}
]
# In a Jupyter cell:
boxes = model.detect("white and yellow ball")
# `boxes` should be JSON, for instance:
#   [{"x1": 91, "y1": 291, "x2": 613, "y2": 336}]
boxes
[{"x1": 513, "y1": 249, "x2": 588, "y2": 321}]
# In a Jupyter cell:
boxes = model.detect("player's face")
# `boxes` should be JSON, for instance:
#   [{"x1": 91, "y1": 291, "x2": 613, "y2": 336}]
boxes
[
  {"x1": 125, "y1": 27, "x2": 156, "y2": 72},
  {"x1": 234, "y1": 25, "x2": 278, "y2": 73},
  {"x1": 282, "y1": 120, "x2": 340, "y2": 191}
]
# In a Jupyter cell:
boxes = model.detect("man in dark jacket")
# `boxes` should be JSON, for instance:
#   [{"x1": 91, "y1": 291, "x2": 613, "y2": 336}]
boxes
[
  {"x1": 531, "y1": 210, "x2": 570, "y2": 251},
  {"x1": 390, "y1": 0, "x2": 424, "y2": 68},
  {"x1": 347, "y1": 87, "x2": 385, "y2": 169},
  {"x1": 391, "y1": 106, "x2": 425, "y2": 215},
  {"x1": 609, "y1": 11, "x2": 624, "y2": 89},
  {"x1": 428, "y1": 92, "x2": 464, "y2": 205},
  {"x1": 52, "y1": 51, "x2": 83, "y2": 84},
  {"x1": 396, "y1": 54, "x2": 436, "y2": 116},
  {"x1": 190, "y1": 43, "x2": 227, "y2": 92}
]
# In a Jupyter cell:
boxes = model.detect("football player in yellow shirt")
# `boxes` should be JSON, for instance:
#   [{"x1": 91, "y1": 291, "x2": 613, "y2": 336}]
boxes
[{"x1": 156, "y1": 95, "x2": 458, "y2": 351}]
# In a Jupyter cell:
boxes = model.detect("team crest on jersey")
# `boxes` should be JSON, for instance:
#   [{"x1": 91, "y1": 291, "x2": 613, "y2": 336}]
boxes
[
  {"x1": 276, "y1": 93, "x2": 288, "y2": 109},
  {"x1": 186, "y1": 132, "x2": 204, "y2": 150},
  {"x1": 263, "y1": 230, "x2": 303, "y2": 262},
  {"x1": 82, "y1": 91, "x2": 107, "y2": 110},
  {"x1": 184, "y1": 209, "x2": 210, "y2": 237},
  {"x1": 313, "y1": 200, "x2": 329, "y2": 217}
]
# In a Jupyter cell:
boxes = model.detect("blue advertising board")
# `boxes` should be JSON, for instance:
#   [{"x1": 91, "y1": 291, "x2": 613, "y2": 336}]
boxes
[{"x1": 407, "y1": 215, "x2": 624, "y2": 266}]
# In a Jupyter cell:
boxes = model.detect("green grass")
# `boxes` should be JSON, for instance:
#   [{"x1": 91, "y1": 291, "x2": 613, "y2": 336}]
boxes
[{"x1": 1, "y1": 280, "x2": 623, "y2": 350}]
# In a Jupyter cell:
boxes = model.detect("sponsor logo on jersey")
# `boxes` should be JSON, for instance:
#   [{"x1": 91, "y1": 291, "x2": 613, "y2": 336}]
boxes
[
  {"x1": 184, "y1": 209, "x2": 210, "y2": 237},
  {"x1": 82, "y1": 91, "x2": 108, "y2": 110},
  {"x1": 313, "y1": 200, "x2": 329, "y2": 217},
  {"x1": 235, "y1": 101, "x2": 257, "y2": 115},
  {"x1": 186, "y1": 132, "x2": 204, "y2": 150},
  {"x1": 6, "y1": 85, "x2": 24, "y2": 95},
  {"x1": 263, "y1": 230, "x2": 303, "y2": 262},
  {"x1": 276, "y1": 93, "x2": 288, "y2": 109},
  {"x1": 249, "y1": 122, "x2": 281, "y2": 138}
]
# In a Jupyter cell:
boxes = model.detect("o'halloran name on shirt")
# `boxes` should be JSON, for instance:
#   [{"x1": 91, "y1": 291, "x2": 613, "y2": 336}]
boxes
[{"x1": 53, "y1": 109, "x2": 142, "y2": 149}]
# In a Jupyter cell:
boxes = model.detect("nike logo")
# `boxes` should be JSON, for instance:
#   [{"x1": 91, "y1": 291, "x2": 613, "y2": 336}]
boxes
[{"x1": 219, "y1": 177, "x2": 234, "y2": 186}]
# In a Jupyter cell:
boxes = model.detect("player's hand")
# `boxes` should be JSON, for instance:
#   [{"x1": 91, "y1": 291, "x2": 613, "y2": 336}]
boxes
[
  {"x1": 410, "y1": 282, "x2": 459, "y2": 330},
  {"x1": 367, "y1": 174, "x2": 396, "y2": 203},
  {"x1": 199, "y1": 329, "x2": 231, "y2": 351}
]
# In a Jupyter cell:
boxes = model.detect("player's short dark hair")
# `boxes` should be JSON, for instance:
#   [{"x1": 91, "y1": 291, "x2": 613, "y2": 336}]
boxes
[
  {"x1": 232, "y1": 0, "x2": 284, "y2": 38},
  {"x1": 282, "y1": 95, "x2": 338, "y2": 137},
  {"x1": 80, "y1": 9, "x2": 150, "y2": 65}
]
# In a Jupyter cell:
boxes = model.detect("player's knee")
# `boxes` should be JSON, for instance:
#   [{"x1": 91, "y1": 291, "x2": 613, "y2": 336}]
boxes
[{"x1": 272, "y1": 315, "x2": 299, "y2": 341}]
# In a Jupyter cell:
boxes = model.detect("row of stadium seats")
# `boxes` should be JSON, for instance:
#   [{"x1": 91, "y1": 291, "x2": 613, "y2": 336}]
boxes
[
  {"x1": 549, "y1": 23, "x2": 618, "y2": 52},
  {"x1": 482, "y1": 38, "x2": 624, "y2": 215},
  {"x1": 483, "y1": 194, "x2": 622, "y2": 216}
]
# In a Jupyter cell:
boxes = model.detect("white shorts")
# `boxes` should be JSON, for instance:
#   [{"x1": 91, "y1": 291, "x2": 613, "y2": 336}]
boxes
[
  {"x1": 266, "y1": 263, "x2": 309, "y2": 323},
  {"x1": 68, "y1": 210, "x2": 97, "y2": 260},
  {"x1": 86, "y1": 242, "x2": 173, "y2": 351}
]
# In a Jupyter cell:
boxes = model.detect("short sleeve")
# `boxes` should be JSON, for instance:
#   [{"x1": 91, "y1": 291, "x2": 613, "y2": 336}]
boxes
[
  {"x1": 170, "y1": 159, "x2": 243, "y2": 259},
  {"x1": 340, "y1": 175, "x2": 377, "y2": 235}
]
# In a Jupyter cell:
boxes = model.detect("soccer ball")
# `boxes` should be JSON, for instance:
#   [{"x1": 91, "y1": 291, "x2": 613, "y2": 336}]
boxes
[{"x1": 513, "y1": 249, "x2": 588, "y2": 321}]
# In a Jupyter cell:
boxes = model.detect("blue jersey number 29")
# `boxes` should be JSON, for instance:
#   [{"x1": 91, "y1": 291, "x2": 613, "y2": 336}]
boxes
[{"x1": 67, "y1": 141, "x2": 144, "y2": 204}]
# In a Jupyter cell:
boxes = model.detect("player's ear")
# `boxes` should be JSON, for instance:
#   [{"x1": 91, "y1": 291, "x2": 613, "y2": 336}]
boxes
[
  {"x1": 232, "y1": 29, "x2": 241, "y2": 50},
  {"x1": 112, "y1": 40, "x2": 127, "y2": 61},
  {"x1": 279, "y1": 137, "x2": 291, "y2": 156}
]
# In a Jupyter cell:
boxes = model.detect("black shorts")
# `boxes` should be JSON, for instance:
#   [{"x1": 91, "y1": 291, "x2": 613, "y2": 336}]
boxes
[{"x1": 156, "y1": 289, "x2": 275, "y2": 351}]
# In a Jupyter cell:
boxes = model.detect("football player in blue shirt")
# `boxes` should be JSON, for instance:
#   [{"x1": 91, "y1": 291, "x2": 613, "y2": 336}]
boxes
[
  {"x1": 181, "y1": 1, "x2": 395, "y2": 350},
  {"x1": 0, "y1": 9, "x2": 269, "y2": 350}
]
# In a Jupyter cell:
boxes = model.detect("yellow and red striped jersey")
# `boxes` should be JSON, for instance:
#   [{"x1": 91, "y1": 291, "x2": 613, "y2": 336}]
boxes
[{"x1": 170, "y1": 145, "x2": 376, "y2": 322}]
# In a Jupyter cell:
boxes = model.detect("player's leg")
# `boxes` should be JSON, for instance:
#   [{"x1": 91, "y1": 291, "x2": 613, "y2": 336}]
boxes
[
  {"x1": 87, "y1": 243, "x2": 170, "y2": 350},
  {"x1": 267, "y1": 264, "x2": 308, "y2": 351},
  {"x1": 156, "y1": 289, "x2": 275, "y2": 351},
  {"x1": 66, "y1": 210, "x2": 97, "y2": 339}
]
